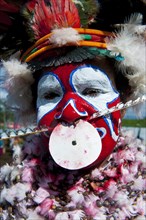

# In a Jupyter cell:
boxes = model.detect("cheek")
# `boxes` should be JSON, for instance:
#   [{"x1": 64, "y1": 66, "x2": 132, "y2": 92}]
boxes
[
  {"x1": 38, "y1": 109, "x2": 57, "y2": 128},
  {"x1": 92, "y1": 98, "x2": 121, "y2": 164},
  {"x1": 37, "y1": 102, "x2": 59, "y2": 127}
]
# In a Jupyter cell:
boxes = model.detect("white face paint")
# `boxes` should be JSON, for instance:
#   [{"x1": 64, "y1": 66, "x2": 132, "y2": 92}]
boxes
[
  {"x1": 37, "y1": 73, "x2": 64, "y2": 123},
  {"x1": 70, "y1": 65, "x2": 118, "y2": 111}
]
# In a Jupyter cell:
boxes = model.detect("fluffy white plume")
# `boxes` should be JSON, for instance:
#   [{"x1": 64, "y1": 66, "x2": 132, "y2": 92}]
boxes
[
  {"x1": 55, "y1": 212, "x2": 70, "y2": 220},
  {"x1": 27, "y1": 209, "x2": 45, "y2": 220},
  {"x1": 50, "y1": 28, "x2": 81, "y2": 46},
  {"x1": 107, "y1": 14, "x2": 146, "y2": 100},
  {"x1": 125, "y1": 13, "x2": 143, "y2": 25},
  {"x1": 0, "y1": 163, "x2": 13, "y2": 182},
  {"x1": 0, "y1": 183, "x2": 31, "y2": 205},
  {"x1": 70, "y1": 210, "x2": 85, "y2": 219},
  {"x1": 2, "y1": 59, "x2": 36, "y2": 124}
]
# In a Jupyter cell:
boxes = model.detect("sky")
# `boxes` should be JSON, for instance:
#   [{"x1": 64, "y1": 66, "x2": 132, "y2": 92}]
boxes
[{"x1": 124, "y1": 103, "x2": 146, "y2": 119}]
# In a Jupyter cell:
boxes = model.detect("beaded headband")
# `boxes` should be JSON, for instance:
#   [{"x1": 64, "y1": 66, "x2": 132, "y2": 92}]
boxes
[{"x1": 21, "y1": 28, "x2": 124, "y2": 63}]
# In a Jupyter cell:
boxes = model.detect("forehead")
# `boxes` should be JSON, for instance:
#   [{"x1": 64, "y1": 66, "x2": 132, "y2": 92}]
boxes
[{"x1": 40, "y1": 59, "x2": 116, "y2": 86}]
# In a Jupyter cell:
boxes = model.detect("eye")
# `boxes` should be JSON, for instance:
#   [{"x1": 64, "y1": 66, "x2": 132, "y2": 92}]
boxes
[
  {"x1": 43, "y1": 92, "x2": 60, "y2": 100},
  {"x1": 82, "y1": 88, "x2": 101, "y2": 97}
]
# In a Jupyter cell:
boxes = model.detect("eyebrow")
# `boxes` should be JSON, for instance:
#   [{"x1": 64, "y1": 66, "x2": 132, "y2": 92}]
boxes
[
  {"x1": 73, "y1": 73, "x2": 111, "y2": 88},
  {"x1": 38, "y1": 76, "x2": 62, "y2": 93}
]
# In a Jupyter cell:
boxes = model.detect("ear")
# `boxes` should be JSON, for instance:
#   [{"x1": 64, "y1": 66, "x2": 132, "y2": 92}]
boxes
[{"x1": 120, "y1": 109, "x2": 127, "y2": 118}]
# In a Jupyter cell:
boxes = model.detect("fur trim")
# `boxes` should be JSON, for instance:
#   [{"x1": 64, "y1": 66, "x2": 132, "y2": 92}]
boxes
[
  {"x1": 50, "y1": 28, "x2": 82, "y2": 46},
  {"x1": 107, "y1": 14, "x2": 146, "y2": 99},
  {"x1": 2, "y1": 59, "x2": 36, "y2": 125}
]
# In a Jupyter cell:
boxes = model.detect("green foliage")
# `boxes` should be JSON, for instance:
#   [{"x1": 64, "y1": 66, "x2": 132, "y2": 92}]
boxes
[
  {"x1": 0, "y1": 103, "x2": 14, "y2": 129},
  {"x1": 122, "y1": 119, "x2": 146, "y2": 128}
]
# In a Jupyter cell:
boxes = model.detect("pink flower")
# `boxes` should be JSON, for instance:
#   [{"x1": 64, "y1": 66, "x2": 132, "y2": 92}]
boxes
[
  {"x1": 24, "y1": 135, "x2": 42, "y2": 156},
  {"x1": 1, "y1": 183, "x2": 31, "y2": 205},
  {"x1": 132, "y1": 176, "x2": 146, "y2": 191},
  {"x1": 24, "y1": 140, "x2": 36, "y2": 155},
  {"x1": 114, "y1": 149, "x2": 135, "y2": 164},
  {"x1": 129, "y1": 162, "x2": 140, "y2": 175},
  {"x1": 135, "y1": 151, "x2": 145, "y2": 164},
  {"x1": 27, "y1": 209, "x2": 44, "y2": 220},
  {"x1": 122, "y1": 203, "x2": 137, "y2": 218},
  {"x1": 39, "y1": 198, "x2": 54, "y2": 217},
  {"x1": 33, "y1": 187, "x2": 50, "y2": 204},
  {"x1": 54, "y1": 210, "x2": 86, "y2": 220},
  {"x1": 123, "y1": 130, "x2": 135, "y2": 144},
  {"x1": 128, "y1": 138, "x2": 143, "y2": 150},
  {"x1": 38, "y1": 173, "x2": 56, "y2": 188},
  {"x1": 134, "y1": 217, "x2": 146, "y2": 220},
  {"x1": 134, "y1": 196, "x2": 146, "y2": 215},
  {"x1": 103, "y1": 167, "x2": 117, "y2": 177},
  {"x1": 70, "y1": 210, "x2": 85, "y2": 220},
  {"x1": 104, "y1": 180, "x2": 118, "y2": 198},
  {"x1": 93, "y1": 207, "x2": 107, "y2": 220},
  {"x1": 55, "y1": 212, "x2": 70, "y2": 220},
  {"x1": 22, "y1": 167, "x2": 34, "y2": 183},
  {"x1": 117, "y1": 208, "x2": 129, "y2": 219},
  {"x1": 24, "y1": 158, "x2": 41, "y2": 167},
  {"x1": 116, "y1": 136, "x2": 126, "y2": 147},
  {"x1": 13, "y1": 182, "x2": 31, "y2": 201},
  {"x1": 68, "y1": 185, "x2": 85, "y2": 204},
  {"x1": 119, "y1": 164, "x2": 134, "y2": 183},
  {"x1": 84, "y1": 194, "x2": 99, "y2": 217},
  {"x1": 91, "y1": 168, "x2": 104, "y2": 180},
  {"x1": 17, "y1": 200, "x2": 28, "y2": 216},
  {"x1": 113, "y1": 191, "x2": 129, "y2": 206}
]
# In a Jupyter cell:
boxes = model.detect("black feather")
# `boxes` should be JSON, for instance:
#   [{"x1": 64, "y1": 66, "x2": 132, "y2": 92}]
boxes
[{"x1": 89, "y1": 0, "x2": 146, "y2": 31}]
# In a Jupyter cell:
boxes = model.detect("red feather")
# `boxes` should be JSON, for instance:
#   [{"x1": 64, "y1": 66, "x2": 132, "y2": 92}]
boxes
[
  {"x1": 0, "y1": 0, "x2": 19, "y2": 12},
  {"x1": 30, "y1": 0, "x2": 81, "y2": 39},
  {"x1": 24, "y1": 0, "x2": 38, "y2": 12},
  {"x1": 0, "y1": 0, "x2": 19, "y2": 32}
]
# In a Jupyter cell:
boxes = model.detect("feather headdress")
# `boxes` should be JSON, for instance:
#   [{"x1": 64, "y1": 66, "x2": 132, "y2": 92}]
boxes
[{"x1": 0, "y1": 0, "x2": 146, "y2": 125}]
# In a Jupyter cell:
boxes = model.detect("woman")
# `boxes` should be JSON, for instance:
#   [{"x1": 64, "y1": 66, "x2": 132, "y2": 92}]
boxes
[{"x1": 0, "y1": 0, "x2": 146, "y2": 219}]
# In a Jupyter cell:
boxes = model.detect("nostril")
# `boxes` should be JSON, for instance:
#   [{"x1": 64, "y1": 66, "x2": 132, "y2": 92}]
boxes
[
  {"x1": 54, "y1": 112, "x2": 62, "y2": 120},
  {"x1": 53, "y1": 119, "x2": 75, "y2": 128},
  {"x1": 54, "y1": 99, "x2": 88, "y2": 123},
  {"x1": 57, "y1": 117, "x2": 88, "y2": 127}
]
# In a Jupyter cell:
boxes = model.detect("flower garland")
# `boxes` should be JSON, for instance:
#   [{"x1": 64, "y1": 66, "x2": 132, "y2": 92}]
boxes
[{"x1": 0, "y1": 129, "x2": 146, "y2": 220}]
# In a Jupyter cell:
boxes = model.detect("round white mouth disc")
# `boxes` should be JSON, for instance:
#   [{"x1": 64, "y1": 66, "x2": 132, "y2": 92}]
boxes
[{"x1": 49, "y1": 120, "x2": 102, "y2": 170}]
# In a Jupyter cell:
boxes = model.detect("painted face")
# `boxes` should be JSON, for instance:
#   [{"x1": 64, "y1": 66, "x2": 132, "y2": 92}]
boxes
[{"x1": 37, "y1": 63, "x2": 121, "y2": 169}]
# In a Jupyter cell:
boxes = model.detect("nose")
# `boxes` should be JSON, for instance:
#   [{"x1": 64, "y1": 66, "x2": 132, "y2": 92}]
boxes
[{"x1": 55, "y1": 99, "x2": 88, "y2": 123}]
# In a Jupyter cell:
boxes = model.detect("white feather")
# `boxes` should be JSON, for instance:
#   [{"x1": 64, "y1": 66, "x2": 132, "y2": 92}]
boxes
[
  {"x1": 70, "y1": 210, "x2": 85, "y2": 219},
  {"x1": 0, "y1": 163, "x2": 13, "y2": 182},
  {"x1": 107, "y1": 14, "x2": 146, "y2": 100},
  {"x1": 27, "y1": 210, "x2": 44, "y2": 220},
  {"x1": 125, "y1": 13, "x2": 143, "y2": 25},
  {"x1": 50, "y1": 28, "x2": 81, "y2": 46},
  {"x1": 55, "y1": 212, "x2": 70, "y2": 220},
  {"x1": 2, "y1": 59, "x2": 36, "y2": 125}
]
